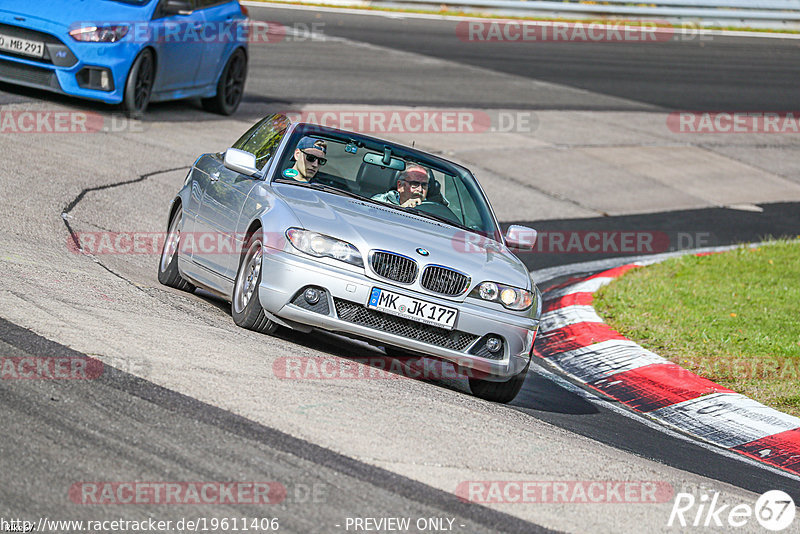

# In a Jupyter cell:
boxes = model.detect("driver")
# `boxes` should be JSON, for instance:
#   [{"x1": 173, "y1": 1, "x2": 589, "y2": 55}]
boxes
[
  {"x1": 371, "y1": 165, "x2": 429, "y2": 208},
  {"x1": 285, "y1": 137, "x2": 327, "y2": 182}
]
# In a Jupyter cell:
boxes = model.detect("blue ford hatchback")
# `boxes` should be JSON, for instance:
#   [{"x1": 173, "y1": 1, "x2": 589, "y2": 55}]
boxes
[{"x1": 0, "y1": 0, "x2": 249, "y2": 116}]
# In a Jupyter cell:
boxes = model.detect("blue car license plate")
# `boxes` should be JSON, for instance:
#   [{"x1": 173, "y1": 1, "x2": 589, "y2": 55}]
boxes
[{"x1": 0, "y1": 34, "x2": 44, "y2": 58}]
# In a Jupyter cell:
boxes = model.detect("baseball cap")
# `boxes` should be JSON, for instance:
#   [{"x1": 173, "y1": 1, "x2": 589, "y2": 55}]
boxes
[{"x1": 297, "y1": 137, "x2": 327, "y2": 155}]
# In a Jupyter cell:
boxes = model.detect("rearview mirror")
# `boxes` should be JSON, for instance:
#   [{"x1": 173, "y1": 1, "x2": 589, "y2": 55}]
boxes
[
  {"x1": 224, "y1": 148, "x2": 258, "y2": 177},
  {"x1": 363, "y1": 152, "x2": 405, "y2": 171},
  {"x1": 505, "y1": 225, "x2": 537, "y2": 251}
]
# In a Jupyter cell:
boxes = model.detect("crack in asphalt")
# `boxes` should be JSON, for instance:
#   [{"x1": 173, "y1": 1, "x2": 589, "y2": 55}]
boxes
[
  {"x1": 60, "y1": 166, "x2": 190, "y2": 293},
  {"x1": 56, "y1": 165, "x2": 250, "y2": 332},
  {"x1": 61, "y1": 166, "x2": 189, "y2": 243},
  {"x1": 62, "y1": 166, "x2": 189, "y2": 218}
]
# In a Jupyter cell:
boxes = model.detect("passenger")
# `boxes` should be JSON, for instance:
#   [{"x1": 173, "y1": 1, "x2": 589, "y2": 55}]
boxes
[
  {"x1": 371, "y1": 165, "x2": 429, "y2": 208},
  {"x1": 286, "y1": 137, "x2": 327, "y2": 182}
]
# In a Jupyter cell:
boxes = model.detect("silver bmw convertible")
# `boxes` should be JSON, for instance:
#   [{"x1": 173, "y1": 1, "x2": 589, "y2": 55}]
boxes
[{"x1": 159, "y1": 114, "x2": 541, "y2": 403}]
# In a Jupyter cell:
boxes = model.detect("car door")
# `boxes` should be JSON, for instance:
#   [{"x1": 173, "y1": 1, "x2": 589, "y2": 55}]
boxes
[
  {"x1": 192, "y1": 115, "x2": 290, "y2": 279},
  {"x1": 192, "y1": 0, "x2": 244, "y2": 88},
  {"x1": 191, "y1": 160, "x2": 256, "y2": 280},
  {"x1": 178, "y1": 162, "x2": 212, "y2": 240},
  {"x1": 149, "y1": 0, "x2": 205, "y2": 92}
]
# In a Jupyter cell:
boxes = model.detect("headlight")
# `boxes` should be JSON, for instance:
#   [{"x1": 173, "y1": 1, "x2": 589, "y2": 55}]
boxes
[
  {"x1": 69, "y1": 25, "x2": 129, "y2": 43},
  {"x1": 470, "y1": 281, "x2": 533, "y2": 310},
  {"x1": 286, "y1": 228, "x2": 363, "y2": 267}
]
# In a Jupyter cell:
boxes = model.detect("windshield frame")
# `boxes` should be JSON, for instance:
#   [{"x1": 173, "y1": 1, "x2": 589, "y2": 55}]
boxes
[{"x1": 269, "y1": 123, "x2": 503, "y2": 243}]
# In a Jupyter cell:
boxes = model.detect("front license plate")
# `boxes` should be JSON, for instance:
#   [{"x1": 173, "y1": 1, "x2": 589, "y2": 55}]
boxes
[
  {"x1": 0, "y1": 33, "x2": 45, "y2": 58},
  {"x1": 368, "y1": 288, "x2": 458, "y2": 330}
]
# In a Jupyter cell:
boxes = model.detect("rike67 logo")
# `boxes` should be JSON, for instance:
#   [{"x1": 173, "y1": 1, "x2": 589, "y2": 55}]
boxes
[{"x1": 668, "y1": 490, "x2": 796, "y2": 531}]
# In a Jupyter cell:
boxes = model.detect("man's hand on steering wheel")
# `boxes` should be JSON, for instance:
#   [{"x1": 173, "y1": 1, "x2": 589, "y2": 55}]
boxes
[{"x1": 401, "y1": 197, "x2": 423, "y2": 208}]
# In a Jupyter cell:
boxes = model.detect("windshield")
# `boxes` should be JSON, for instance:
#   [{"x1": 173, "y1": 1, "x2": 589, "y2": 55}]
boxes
[{"x1": 272, "y1": 129, "x2": 501, "y2": 241}]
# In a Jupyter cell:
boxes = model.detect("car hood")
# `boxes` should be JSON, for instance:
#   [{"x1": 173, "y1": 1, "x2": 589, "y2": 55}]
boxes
[
  {"x1": 274, "y1": 184, "x2": 533, "y2": 291},
  {"x1": 0, "y1": 0, "x2": 151, "y2": 28}
]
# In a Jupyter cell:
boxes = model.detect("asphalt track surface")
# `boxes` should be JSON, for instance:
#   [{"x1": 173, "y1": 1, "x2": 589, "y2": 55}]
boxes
[
  {"x1": 0, "y1": 317, "x2": 541, "y2": 534},
  {"x1": 240, "y1": 4, "x2": 800, "y2": 111},
  {"x1": 1, "y1": 4, "x2": 800, "y2": 533}
]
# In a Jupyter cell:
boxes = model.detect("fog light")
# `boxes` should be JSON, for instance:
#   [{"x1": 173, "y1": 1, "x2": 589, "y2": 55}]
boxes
[
  {"x1": 100, "y1": 70, "x2": 111, "y2": 90},
  {"x1": 75, "y1": 67, "x2": 115, "y2": 92},
  {"x1": 485, "y1": 337, "x2": 502, "y2": 353},
  {"x1": 304, "y1": 288, "x2": 321, "y2": 305}
]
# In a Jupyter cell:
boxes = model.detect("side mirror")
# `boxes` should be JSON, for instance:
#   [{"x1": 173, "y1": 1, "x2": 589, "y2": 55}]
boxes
[
  {"x1": 505, "y1": 225, "x2": 537, "y2": 251},
  {"x1": 223, "y1": 148, "x2": 258, "y2": 177},
  {"x1": 163, "y1": 0, "x2": 193, "y2": 16}
]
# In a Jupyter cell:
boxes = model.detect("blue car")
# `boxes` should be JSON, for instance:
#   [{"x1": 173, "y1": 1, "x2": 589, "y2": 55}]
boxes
[{"x1": 0, "y1": 0, "x2": 249, "y2": 116}]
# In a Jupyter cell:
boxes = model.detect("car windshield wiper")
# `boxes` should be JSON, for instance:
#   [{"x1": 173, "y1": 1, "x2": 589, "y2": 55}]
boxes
[
  {"x1": 405, "y1": 206, "x2": 475, "y2": 234},
  {"x1": 274, "y1": 179, "x2": 376, "y2": 203},
  {"x1": 306, "y1": 182, "x2": 371, "y2": 201}
]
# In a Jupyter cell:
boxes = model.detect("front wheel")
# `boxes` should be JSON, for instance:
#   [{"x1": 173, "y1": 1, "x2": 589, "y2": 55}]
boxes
[
  {"x1": 469, "y1": 360, "x2": 530, "y2": 404},
  {"x1": 202, "y1": 48, "x2": 247, "y2": 115},
  {"x1": 122, "y1": 49, "x2": 154, "y2": 119},
  {"x1": 231, "y1": 232, "x2": 277, "y2": 334}
]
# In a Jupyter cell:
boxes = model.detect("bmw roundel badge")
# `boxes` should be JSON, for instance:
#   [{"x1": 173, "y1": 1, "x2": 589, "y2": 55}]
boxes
[{"x1": 416, "y1": 248, "x2": 430, "y2": 256}]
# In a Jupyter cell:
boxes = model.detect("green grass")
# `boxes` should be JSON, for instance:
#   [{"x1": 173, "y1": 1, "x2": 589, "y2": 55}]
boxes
[{"x1": 593, "y1": 241, "x2": 800, "y2": 417}]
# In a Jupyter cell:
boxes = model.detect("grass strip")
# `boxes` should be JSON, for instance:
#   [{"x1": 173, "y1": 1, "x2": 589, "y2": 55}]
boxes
[{"x1": 594, "y1": 241, "x2": 800, "y2": 417}]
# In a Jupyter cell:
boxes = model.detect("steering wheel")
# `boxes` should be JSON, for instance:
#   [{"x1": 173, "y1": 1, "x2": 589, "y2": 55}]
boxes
[{"x1": 414, "y1": 200, "x2": 460, "y2": 224}]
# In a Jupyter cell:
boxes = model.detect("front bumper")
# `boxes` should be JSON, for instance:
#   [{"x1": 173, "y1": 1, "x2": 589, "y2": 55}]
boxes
[
  {"x1": 0, "y1": 17, "x2": 138, "y2": 104},
  {"x1": 258, "y1": 249, "x2": 539, "y2": 381}
]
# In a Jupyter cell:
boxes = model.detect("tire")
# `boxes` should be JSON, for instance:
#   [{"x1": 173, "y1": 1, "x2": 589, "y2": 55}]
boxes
[
  {"x1": 158, "y1": 208, "x2": 195, "y2": 292},
  {"x1": 202, "y1": 48, "x2": 247, "y2": 115},
  {"x1": 122, "y1": 49, "x2": 155, "y2": 119},
  {"x1": 231, "y1": 231, "x2": 277, "y2": 334},
  {"x1": 469, "y1": 360, "x2": 530, "y2": 404}
]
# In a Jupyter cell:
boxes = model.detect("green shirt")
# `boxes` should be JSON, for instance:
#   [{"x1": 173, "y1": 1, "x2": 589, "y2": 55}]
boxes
[{"x1": 371, "y1": 190, "x2": 401, "y2": 205}]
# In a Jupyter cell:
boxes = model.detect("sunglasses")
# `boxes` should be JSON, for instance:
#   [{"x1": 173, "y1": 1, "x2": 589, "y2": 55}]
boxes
[{"x1": 302, "y1": 151, "x2": 327, "y2": 165}]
